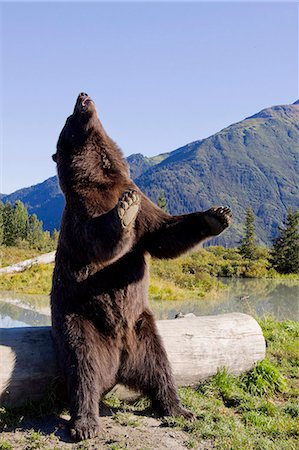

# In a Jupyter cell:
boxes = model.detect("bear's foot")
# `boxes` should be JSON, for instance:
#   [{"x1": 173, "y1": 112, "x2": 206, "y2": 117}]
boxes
[
  {"x1": 118, "y1": 189, "x2": 140, "y2": 229},
  {"x1": 70, "y1": 415, "x2": 100, "y2": 441},
  {"x1": 204, "y1": 206, "x2": 232, "y2": 236},
  {"x1": 170, "y1": 406, "x2": 195, "y2": 421},
  {"x1": 155, "y1": 401, "x2": 195, "y2": 422}
]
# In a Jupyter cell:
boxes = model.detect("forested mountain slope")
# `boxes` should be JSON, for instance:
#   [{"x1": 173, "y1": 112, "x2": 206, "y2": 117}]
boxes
[
  {"x1": 2, "y1": 101, "x2": 298, "y2": 246},
  {"x1": 135, "y1": 101, "x2": 299, "y2": 245}
]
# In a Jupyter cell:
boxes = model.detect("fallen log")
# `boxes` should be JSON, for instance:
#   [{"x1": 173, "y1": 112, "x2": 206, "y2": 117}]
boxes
[
  {"x1": 0, "y1": 251, "x2": 56, "y2": 274},
  {"x1": 0, "y1": 313, "x2": 265, "y2": 407}
]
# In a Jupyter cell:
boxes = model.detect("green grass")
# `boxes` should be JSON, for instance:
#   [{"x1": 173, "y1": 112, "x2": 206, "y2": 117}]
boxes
[
  {"x1": 74, "y1": 442, "x2": 89, "y2": 450},
  {"x1": 0, "y1": 246, "x2": 297, "y2": 449},
  {"x1": 104, "y1": 318, "x2": 299, "y2": 450},
  {"x1": 112, "y1": 411, "x2": 142, "y2": 427},
  {"x1": 23, "y1": 430, "x2": 44, "y2": 450},
  {"x1": 0, "y1": 319, "x2": 298, "y2": 449},
  {"x1": 0, "y1": 246, "x2": 297, "y2": 298},
  {"x1": 0, "y1": 376, "x2": 67, "y2": 433},
  {"x1": 0, "y1": 246, "x2": 44, "y2": 269},
  {"x1": 149, "y1": 256, "x2": 225, "y2": 300},
  {"x1": 240, "y1": 359, "x2": 286, "y2": 396},
  {"x1": 0, "y1": 440, "x2": 13, "y2": 450},
  {"x1": 108, "y1": 444, "x2": 129, "y2": 450},
  {"x1": 0, "y1": 263, "x2": 54, "y2": 295},
  {"x1": 175, "y1": 318, "x2": 298, "y2": 449},
  {"x1": 0, "y1": 248, "x2": 225, "y2": 299}
]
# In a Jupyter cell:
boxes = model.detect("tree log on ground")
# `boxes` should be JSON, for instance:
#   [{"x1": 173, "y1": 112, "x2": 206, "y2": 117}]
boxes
[
  {"x1": 0, "y1": 252, "x2": 56, "y2": 274},
  {"x1": 0, "y1": 313, "x2": 265, "y2": 407}
]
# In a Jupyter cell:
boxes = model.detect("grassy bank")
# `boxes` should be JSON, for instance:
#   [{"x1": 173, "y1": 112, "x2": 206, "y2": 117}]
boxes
[
  {"x1": 0, "y1": 261, "x2": 225, "y2": 300},
  {"x1": 0, "y1": 247, "x2": 45, "y2": 269},
  {"x1": 104, "y1": 317, "x2": 298, "y2": 449},
  {"x1": 0, "y1": 318, "x2": 298, "y2": 449},
  {"x1": 0, "y1": 264, "x2": 53, "y2": 295},
  {"x1": 0, "y1": 246, "x2": 297, "y2": 299},
  {"x1": 169, "y1": 317, "x2": 299, "y2": 449}
]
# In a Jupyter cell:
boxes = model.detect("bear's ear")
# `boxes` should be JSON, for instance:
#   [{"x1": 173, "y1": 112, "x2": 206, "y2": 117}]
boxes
[{"x1": 52, "y1": 153, "x2": 57, "y2": 162}]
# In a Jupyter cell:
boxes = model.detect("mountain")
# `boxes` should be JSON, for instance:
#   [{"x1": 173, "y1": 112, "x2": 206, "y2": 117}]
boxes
[
  {"x1": 127, "y1": 153, "x2": 170, "y2": 179},
  {"x1": 135, "y1": 101, "x2": 299, "y2": 246},
  {"x1": 1, "y1": 101, "x2": 298, "y2": 246}
]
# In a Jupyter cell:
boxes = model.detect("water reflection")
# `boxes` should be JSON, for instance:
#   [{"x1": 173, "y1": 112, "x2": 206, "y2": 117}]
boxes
[
  {"x1": 0, "y1": 291, "x2": 51, "y2": 328},
  {"x1": 0, "y1": 278, "x2": 298, "y2": 327},
  {"x1": 152, "y1": 278, "x2": 299, "y2": 321},
  {"x1": 0, "y1": 315, "x2": 29, "y2": 328}
]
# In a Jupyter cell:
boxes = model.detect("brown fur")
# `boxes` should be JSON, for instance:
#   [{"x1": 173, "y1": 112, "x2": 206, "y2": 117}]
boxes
[{"x1": 51, "y1": 93, "x2": 232, "y2": 441}]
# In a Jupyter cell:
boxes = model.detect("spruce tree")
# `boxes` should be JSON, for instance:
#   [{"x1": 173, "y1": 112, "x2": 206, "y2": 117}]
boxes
[
  {"x1": 52, "y1": 228, "x2": 59, "y2": 246},
  {"x1": 2, "y1": 201, "x2": 16, "y2": 246},
  {"x1": 14, "y1": 200, "x2": 29, "y2": 241},
  {"x1": 27, "y1": 214, "x2": 44, "y2": 249},
  {"x1": 157, "y1": 191, "x2": 168, "y2": 213},
  {"x1": 239, "y1": 207, "x2": 258, "y2": 260},
  {"x1": 0, "y1": 200, "x2": 4, "y2": 245},
  {"x1": 271, "y1": 208, "x2": 299, "y2": 274}
]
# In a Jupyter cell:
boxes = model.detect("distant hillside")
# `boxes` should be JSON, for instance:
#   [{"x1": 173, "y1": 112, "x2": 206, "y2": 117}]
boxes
[
  {"x1": 135, "y1": 101, "x2": 299, "y2": 246},
  {"x1": 2, "y1": 101, "x2": 298, "y2": 246},
  {"x1": 1, "y1": 177, "x2": 64, "y2": 232}
]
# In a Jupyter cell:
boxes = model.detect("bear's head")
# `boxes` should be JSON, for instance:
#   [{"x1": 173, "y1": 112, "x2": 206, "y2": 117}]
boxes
[{"x1": 53, "y1": 93, "x2": 129, "y2": 196}]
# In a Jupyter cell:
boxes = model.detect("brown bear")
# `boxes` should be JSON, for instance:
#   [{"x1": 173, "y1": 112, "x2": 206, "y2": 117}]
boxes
[{"x1": 51, "y1": 92, "x2": 232, "y2": 441}]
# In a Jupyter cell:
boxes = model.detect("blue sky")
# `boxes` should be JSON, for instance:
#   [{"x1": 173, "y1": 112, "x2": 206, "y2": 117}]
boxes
[{"x1": 1, "y1": 1, "x2": 298, "y2": 194}]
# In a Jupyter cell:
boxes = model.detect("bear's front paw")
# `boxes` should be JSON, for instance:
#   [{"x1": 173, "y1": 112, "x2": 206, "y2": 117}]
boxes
[
  {"x1": 117, "y1": 189, "x2": 140, "y2": 229},
  {"x1": 69, "y1": 415, "x2": 100, "y2": 441},
  {"x1": 204, "y1": 206, "x2": 232, "y2": 236}
]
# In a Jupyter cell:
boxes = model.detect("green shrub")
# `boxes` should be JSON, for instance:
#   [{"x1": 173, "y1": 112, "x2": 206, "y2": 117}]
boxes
[
  {"x1": 241, "y1": 359, "x2": 286, "y2": 396},
  {"x1": 0, "y1": 440, "x2": 12, "y2": 450}
]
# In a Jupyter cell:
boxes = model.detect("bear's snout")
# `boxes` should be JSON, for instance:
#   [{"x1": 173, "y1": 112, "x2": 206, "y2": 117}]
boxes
[{"x1": 74, "y1": 92, "x2": 94, "y2": 113}]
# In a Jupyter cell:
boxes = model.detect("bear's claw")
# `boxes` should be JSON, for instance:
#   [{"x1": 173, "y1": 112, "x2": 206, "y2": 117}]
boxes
[
  {"x1": 162, "y1": 405, "x2": 196, "y2": 422},
  {"x1": 117, "y1": 189, "x2": 140, "y2": 229},
  {"x1": 70, "y1": 415, "x2": 100, "y2": 441},
  {"x1": 173, "y1": 406, "x2": 196, "y2": 422}
]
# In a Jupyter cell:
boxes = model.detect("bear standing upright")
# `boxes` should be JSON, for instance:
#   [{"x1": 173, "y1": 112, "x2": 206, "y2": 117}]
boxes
[{"x1": 51, "y1": 93, "x2": 232, "y2": 441}]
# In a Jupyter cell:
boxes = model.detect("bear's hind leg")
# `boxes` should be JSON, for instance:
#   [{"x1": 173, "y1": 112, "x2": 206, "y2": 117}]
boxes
[
  {"x1": 59, "y1": 315, "x2": 120, "y2": 440},
  {"x1": 119, "y1": 310, "x2": 194, "y2": 420}
]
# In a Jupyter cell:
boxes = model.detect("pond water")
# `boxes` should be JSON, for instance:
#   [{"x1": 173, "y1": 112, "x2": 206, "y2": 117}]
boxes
[{"x1": 0, "y1": 278, "x2": 298, "y2": 328}]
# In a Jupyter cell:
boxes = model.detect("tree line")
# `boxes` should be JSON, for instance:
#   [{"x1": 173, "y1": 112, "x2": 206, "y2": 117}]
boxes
[
  {"x1": 0, "y1": 200, "x2": 58, "y2": 251},
  {"x1": 239, "y1": 207, "x2": 298, "y2": 274},
  {"x1": 157, "y1": 190, "x2": 299, "y2": 275},
  {"x1": 1, "y1": 194, "x2": 298, "y2": 274}
]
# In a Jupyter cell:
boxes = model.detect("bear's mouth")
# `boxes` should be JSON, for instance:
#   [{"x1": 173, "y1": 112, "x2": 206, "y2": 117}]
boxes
[
  {"x1": 75, "y1": 92, "x2": 93, "y2": 111},
  {"x1": 82, "y1": 97, "x2": 92, "y2": 108},
  {"x1": 74, "y1": 93, "x2": 95, "y2": 116}
]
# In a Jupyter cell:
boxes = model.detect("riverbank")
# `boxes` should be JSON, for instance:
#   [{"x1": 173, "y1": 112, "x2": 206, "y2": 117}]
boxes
[
  {"x1": 0, "y1": 246, "x2": 297, "y2": 299},
  {"x1": 0, "y1": 317, "x2": 298, "y2": 449}
]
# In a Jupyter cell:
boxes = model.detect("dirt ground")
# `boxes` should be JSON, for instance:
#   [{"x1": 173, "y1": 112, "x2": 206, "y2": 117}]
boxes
[{"x1": 1, "y1": 408, "x2": 213, "y2": 450}]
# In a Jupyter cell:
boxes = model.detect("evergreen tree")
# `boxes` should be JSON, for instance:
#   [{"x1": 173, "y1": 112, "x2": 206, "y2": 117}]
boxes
[
  {"x1": 27, "y1": 214, "x2": 44, "y2": 249},
  {"x1": 239, "y1": 207, "x2": 258, "y2": 260},
  {"x1": 0, "y1": 199, "x2": 58, "y2": 250},
  {"x1": 0, "y1": 200, "x2": 4, "y2": 246},
  {"x1": 13, "y1": 200, "x2": 29, "y2": 241},
  {"x1": 52, "y1": 228, "x2": 59, "y2": 246},
  {"x1": 157, "y1": 190, "x2": 168, "y2": 212},
  {"x1": 271, "y1": 208, "x2": 299, "y2": 274},
  {"x1": 2, "y1": 201, "x2": 16, "y2": 246}
]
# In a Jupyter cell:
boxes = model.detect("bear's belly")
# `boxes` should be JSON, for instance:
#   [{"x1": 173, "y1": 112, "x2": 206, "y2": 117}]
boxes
[{"x1": 52, "y1": 250, "x2": 150, "y2": 335}]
